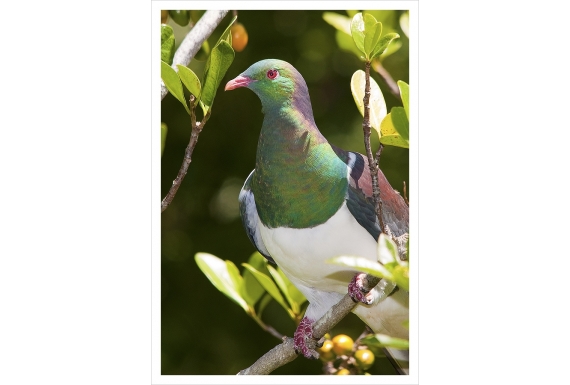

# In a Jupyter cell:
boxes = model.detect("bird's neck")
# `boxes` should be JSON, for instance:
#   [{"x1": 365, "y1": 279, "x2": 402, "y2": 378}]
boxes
[{"x1": 253, "y1": 106, "x2": 347, "y2": 229}]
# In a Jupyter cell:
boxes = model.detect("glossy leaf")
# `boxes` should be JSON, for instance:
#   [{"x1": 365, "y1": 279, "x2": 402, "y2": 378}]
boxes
[
  {"x1": 241, "y1": 253, "x2": 268, "y2": 307},
  {"x1": 400, "y1": 11, "x2": 410, "y2": 38},
  {"x1": 335, "y1": 29, "x2": 366, "y2": 59},
  {"x1": 176, "y1": 65, "x2": 201, "y2": 98},
  {"x1": 380, "y1": 107, "x2": 409, "y2": 148},
  {"x1": 242, "y1": 263, "x2": 294, "y2": 318},
  {"x1": 363, "y1": 13, "x2": 382, "y2": 58},
  {"x1": 277, "y1": 267, "x2": 306, "y2": 309},
  {"x1": 267, "y1": 265, "x2": 300, "y2": 315},
  {"x1": 160, "y1": 122, "x2": 167, "y2": 156},
  {"x1": 195, "y1": 253, "x2": 249, "y2": 312},
  {"x1": 398, "y1": 80, "x2": 409, "y2": 119},
  {"x1": 327, "y1": 255, "x2": 392, "y2": 281},
  {"x1": 362, "y1": 334, "x2": 409, "y2": 350},
  {"x1": 371, "y1": 32, "x2": 400, "y2": 60},
  {"x1": 200, "y1": 40, "x2": 235, "y2": 112},
  {"x1": 218, "y1": 14, "x2": 237, "y2": 47},
  {"x1": 350, "y1": 70, "x2": 387, "y2": 137},
  {"x1": 168, "y1": 10, "x2": 190, "y2": 26},
  {"x1": 161, "y1": 60, "x2": 191, "y2": 115},
  {"x1": 350, "y1": 13, "x2": 366, "y2": 57},
  {"x1": 322, "y1": 12, "x2": 351, "y2": 35},
  {"x1": 160, "y1": 24, "x2": 175, "y2": 65}
]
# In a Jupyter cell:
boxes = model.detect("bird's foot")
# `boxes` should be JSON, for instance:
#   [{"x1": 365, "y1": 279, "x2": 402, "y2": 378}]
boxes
[
  {"x1": 348, "y1": 273, "x2": 375, "y2": 305},
  {"x1": 293, "y1": 317, "x2": 320, "y2": 359}
]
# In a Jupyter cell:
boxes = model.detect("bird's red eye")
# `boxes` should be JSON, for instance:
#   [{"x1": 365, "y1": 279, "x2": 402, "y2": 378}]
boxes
[{"x1": 266, "y1": 69, "x2": 279, "y2": 80}]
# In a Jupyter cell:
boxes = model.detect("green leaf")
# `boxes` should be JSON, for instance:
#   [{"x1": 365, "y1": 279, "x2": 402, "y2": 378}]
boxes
[
  {"x1": 363, "y1": 13, "x2": 382, "y2": 58},
  {"x1": 362, "y1": 333, "x2": 409, "y2": 350},
  {"x1": 200, "y1": 40, "x2": 235, "y2": 110},
  {"x1": 195, "y1": 253, "x2": 249, "y2": 312},
  {"x1": 380, "y1": 107, "x2": 409, "y2": 148},
  {"x1": 168, "y1": 10, "x2": 190, "y2": 26},
  {"x1": 217, "y1": 14, "x2": 237, "y2": 47},
  {"x1": 267, "y1": 265, "x2": 299, "y2": 315},
  {"x1": 335, "y1": 29, "x2": 366, "y2": 60},
  {"x1": 241, "y1": 252, "x2": 268, "y2": 307},
  {"x1": 161, "y1": 60, "x2": 191, "y2": 115},
  {"x1": 327, "y1": 255, "x2": 392, "y2": 281},
  {"x1": 400, "y1": 11, "x2": 410, "y2": 38},
  {"x1": 160, "y1": 122, "x2": 167, "y2": 156},
  {"x1": 377, "y1": 233, "x2": 398, "y2": 265},
  {"x1": 242, "y1": 263, "x2": 294, "y2": 318},
  {"x1": 398, "y1": 80, "x2": 409, "y2": 119},
  {"x1": 322, "y1": 12, "x2": 351, "y2": 35},
  {"x1": 257, "y1": 293, "x2": 273, "y2": 318},
  {"x1": 160, "y1": 24, "x2": 175, "y2": 65},
  {"x1": 350, "y1": 70, "x2": 387, "y2": 137},
  {"x1": 346, "y1": 10, "x2": 359, "y2": 18},
  {"x1": 277, "y1": 268, "x2": 306, "y2": 309},
  {"x1": 201, "y1": 40, "x2": 210, "y2": 56},
  {"x1": 350, "y1": 13, "x2": 366, "y2": 58},
  {"x1": 176, "y1": 65, "x2": 201, "y2": 98},
  {"x1": 371, "y1": 32, "x2": 400, "y2": 60}
]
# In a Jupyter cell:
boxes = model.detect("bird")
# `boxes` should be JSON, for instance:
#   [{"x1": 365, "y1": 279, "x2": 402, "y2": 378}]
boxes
[{"x1": 225, "y1": 59, "x2": 409, "y2": 372}]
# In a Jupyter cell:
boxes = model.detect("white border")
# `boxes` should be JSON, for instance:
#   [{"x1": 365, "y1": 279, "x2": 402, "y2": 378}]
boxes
[{"x1": 152, "y1": 2, "x2": 419, "y2": 384}]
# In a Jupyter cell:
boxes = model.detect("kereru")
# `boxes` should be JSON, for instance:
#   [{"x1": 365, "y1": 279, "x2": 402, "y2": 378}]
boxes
[{"x1": 225, "y1": 59, "x2": 409, "y2": 372}]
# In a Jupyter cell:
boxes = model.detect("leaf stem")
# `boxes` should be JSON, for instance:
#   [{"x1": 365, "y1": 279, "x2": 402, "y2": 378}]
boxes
[{"x1": 371, "y1": 59, "x2": 401, "y2": 100}]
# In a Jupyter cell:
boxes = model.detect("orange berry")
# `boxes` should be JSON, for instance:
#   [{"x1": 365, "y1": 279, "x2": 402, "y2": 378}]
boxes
[{"x1": 231, "y1": 23, "x2": 248, "y2": 52}]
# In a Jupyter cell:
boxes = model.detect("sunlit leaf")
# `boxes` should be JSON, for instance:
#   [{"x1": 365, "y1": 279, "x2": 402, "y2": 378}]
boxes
[
  {"x1": 267, "y1": 265, "x2": 299, "y2": 315},
  {"x1": 200, "y1": 40, "x2": 235, "y2": 110},
  {"x1": 380, "y1": 107, "x2": 409, "y2": 148},
  {"x1": 160, "y1": 122, "x2": 167, "y2": 156},
  {"x1": 350, "y1": 70, "x2": 387, "y2": 137},
  {"x1": 363, "y1": 13, "x2": 382, "y2": 58},
  {"x1": 350, "y1": 13, "x2": 366, "y2": 57},
  {"x1": 362, "y1": 333, "x2": 409, "y2": 350},
  {"x1": 217, "y1": 14, "x2": 237, "y2": 47},
  {"x1": 400, "y1": 11, "x2": 410, "y2": 38},
  {"x1": 322, "y1": 12, "x2": 351, "y2": 35},
  {"x1": 327, "y1": 255, "x2": 392, "y2": 280},
  {"x1": 242, "y1": 263, "x2": 294, "y2": 318},
  {"x1": 195, "y1": 253, "x2": 249, "y2": 312},
  {"x1": 346, "y1": 10, "x2": 359, "y2": 18},
  {"x1": 277, "y1": 268, "x2": 306, "y2": 309},
  {"x1": 161, "y1": 60, "x2": 191, "y2": 115},
  {"x1": 398, "y1": 80, "x2": 409, "y2": 119},
  {"x1": 335, "y1": 30, "x2": 366, "y2": 59},
  {"x1": 160, "y1": 24, "x2": 175, "y2": 65},
  {"x1": 241, "y1": 252, "x2": 268, "y2": 307},
  {"x1": 377, "y1": 233, "x2": 398, "y2": 265},
  {"x1": 371, "y1": 32, "x2": 400, "y2": 60},
  {"x1": 176, "y1": 65, "x2": 201, "y2": 98}
]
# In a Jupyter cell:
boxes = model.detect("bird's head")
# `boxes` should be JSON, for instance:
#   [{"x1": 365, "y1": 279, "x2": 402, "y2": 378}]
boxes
[{"x1": 225, "y1": 59, "x2": 313, "y2": 117}]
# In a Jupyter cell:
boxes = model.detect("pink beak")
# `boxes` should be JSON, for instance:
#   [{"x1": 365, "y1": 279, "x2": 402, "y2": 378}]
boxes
[{"x1": 225, "y1": 75, "x2": 255, "y2": 91}]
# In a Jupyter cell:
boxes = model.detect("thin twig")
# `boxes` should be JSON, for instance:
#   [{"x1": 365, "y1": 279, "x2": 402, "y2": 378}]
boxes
[
  {"x1": 371, "y1": 59, "x2": 401, "y2": 100},
  {"x1": 402, "y1": 181, "x2": 409, "y2": 206},
  {"x1": 161, "y1": 10, "x2": 229, "y2": 100},
  {"x1": 237, "y1": 275, "x2": 380, "y2": 375},
  {"x1": 161, "y1": 97, "x2": 211, "y2": 212},
  {"x1": 362, "y1": 61, "x2": 386, "y2": 232}
]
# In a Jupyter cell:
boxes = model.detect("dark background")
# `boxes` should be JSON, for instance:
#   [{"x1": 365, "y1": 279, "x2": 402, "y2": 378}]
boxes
[{"x1": 161, "y1": 9, "x2": 409, "y2": 375}]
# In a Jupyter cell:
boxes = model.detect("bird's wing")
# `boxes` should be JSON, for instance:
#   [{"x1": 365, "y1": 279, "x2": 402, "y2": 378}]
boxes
[
  {"x1": 332, "y1": 146, "x2": 409, "y2": 239},
  {"x1": 238, "y1": 170, "x2": 275, "y2": 264}
]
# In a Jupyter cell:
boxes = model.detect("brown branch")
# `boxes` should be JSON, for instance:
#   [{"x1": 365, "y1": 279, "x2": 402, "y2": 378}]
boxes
[
  {"x1": 237, "y1": 275, "x2": 381, "y2": 375},
  {"x1": 362, "y1": 61, "x2": 386, "y2": 233},
  {"x1": 371, "y1": 59, "x2": 401, "y2": 100},
  {"x1": 402, "y1": 181, "x2": 409, "y2": 206},
  {"x1": 161, "y1": 97, "x2": 211, "y2": 212}
]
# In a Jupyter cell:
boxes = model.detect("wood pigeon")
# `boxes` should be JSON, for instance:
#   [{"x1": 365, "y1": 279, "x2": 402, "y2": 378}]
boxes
[{"x1": 225, "y1": 59, "x2": 409, "y2": 371}]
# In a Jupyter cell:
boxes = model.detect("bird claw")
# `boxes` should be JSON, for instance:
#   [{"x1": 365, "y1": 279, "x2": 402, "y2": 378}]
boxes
[
  {"x1": 348, "y1": 273, "x2": 375, "y2": 305},
  {"x1": 294, "y1": 317, "x2": 319, "y2": 359}
]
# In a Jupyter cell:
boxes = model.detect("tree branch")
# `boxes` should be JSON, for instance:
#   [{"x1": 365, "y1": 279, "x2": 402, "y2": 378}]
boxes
[
  {"x1": 161, "y1": 97, "x2": 211, "y2": 212},
  {"x1": 362, "y1": 61, "x2": 386, "y2": 232},
  {"x1": 161, "y1": 10, "x2": 229, "y2": 100},
  {"x1": 237, "y1": 275, "x2": 380, "y2": 375}
]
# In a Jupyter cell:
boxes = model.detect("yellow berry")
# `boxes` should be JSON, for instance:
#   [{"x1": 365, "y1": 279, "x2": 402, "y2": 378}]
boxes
[
  {"x1": 336, "y1": 368, "x2": 350, "y2": 375},
  {"x1": 231, "y1": 23, "x2": 248, "y2": 52},
  {"x1": 354, "y1": 349, "x2": 375, "y2": 370},
  {"x1": 331, "y1": 334, "x2": 354, "y2": 356},
  {"x1": 318, "y1": 339, "x2": 336, "y2": 362}
]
